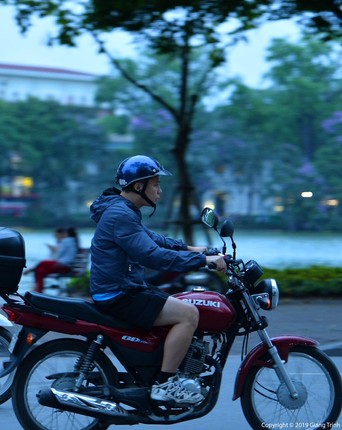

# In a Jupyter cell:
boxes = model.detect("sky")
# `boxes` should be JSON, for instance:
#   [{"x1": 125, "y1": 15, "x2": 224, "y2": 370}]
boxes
[{"x1": 0, "y1": 5, "x2": 300, "y2": 88}]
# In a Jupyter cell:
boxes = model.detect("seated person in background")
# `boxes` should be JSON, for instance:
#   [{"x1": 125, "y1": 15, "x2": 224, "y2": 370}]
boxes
[
  {"x1": 24, "y1": 227, "x2": 79, "y2": 293},
  {"x1": 46, "y1": 227, "x2": 67, "y2": 257}
]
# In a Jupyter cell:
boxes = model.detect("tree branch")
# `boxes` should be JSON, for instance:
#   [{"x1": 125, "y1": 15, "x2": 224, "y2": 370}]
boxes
[{"x1": 91, "y1": 32, "x2": 179, "y2": 120}]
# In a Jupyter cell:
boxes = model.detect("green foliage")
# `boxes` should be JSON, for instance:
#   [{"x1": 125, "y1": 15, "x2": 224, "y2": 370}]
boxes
[
  {"x1": 314, "y1": 115, "x2": 342, "y2": 205},
  {"x1": 67, "y1": 271, "x2": 90, "y2": 296},
  {"x1": 97, "y1": 114, "x2": 130, "y2": 135},
  {"x1": 264, "y1": 37, "x2": 340, "y2": 160},
  {"x1": 0, "y1": 98, "x2": 112, "y2": 219},
  {"x1": 6, "y1": 1, "x2": 342, "y2": 44},
  {"x1": 262, "y1": 266, "x2": 342, "y2": 297},
  {"x1": 262, "y1": 37, "x2": 342, "y2": 229},
  {"x1": 203, "y1": 36, "x2": 342, "y2": 230},
  {"x1": 0, "y1": 98, "x2": 103, "y2": 180}
]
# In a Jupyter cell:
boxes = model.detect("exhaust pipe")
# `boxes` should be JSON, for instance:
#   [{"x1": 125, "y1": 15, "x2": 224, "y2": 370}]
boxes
[{"x1": 37, "y1": 387, "x2": 137, "y2": 423}]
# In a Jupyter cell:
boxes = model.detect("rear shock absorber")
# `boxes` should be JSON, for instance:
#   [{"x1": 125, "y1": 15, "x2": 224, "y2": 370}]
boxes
[{"x1": 74, "y1": 335, "x2": 104, "y2": 390}]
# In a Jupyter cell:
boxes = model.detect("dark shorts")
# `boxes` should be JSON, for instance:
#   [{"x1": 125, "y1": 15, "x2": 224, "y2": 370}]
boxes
[{"x1": 94, "y1": 287, "x2": 169, "y2": 330}]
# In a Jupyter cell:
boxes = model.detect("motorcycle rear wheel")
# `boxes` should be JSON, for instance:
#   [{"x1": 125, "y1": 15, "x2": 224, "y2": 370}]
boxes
[
  {"x1": 241, "y1": 346, "x2": 342, "y2": 430},
  {"x1": 12, "y1": 338, "x2": 118, "y2": 430},
  {"x1": 0, "y1": 327, "x2": 15, "y2": 404}
]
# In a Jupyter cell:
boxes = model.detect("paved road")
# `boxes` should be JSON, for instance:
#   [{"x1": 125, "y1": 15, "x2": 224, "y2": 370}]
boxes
[{"x1": 256, "y1": 297, "x2": 342, "y2": 355}]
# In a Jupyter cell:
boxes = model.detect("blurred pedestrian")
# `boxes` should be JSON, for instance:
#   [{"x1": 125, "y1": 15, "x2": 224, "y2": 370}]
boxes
[
  {"x1": 24, "y1": 227, "x2": 79, "y2": 293},
  {"x1": 45, "y1": 227, "x2": 66, "y2": 257}
]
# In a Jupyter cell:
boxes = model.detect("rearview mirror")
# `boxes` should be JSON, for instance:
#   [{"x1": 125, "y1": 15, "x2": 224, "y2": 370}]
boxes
[
  {"x1": 201, "y1": 207, "x2": 219, "y2": 229},
  {"x1": 220, "y1": 219, "x2": 234, "y2": 238}
]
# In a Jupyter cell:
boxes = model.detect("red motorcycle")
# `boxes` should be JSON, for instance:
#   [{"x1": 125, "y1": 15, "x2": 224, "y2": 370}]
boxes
[{"x1": 0, "y1": 209, "x2": 341, "y2": 430}]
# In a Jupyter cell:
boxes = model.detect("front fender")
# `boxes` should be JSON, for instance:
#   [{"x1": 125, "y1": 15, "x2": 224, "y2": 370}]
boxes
[{"x1": 232, "y1": 335, "x2": 318, "y2": 400}]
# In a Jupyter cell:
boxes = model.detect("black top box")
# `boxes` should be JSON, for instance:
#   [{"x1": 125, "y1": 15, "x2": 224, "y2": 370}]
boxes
[{"x1": 0, "y1": 227, "x2": 26, "y2": 294}]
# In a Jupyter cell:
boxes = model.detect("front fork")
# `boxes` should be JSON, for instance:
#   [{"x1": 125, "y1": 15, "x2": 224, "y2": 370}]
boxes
[
  {"x1": 233, "y1": 291, "x2": 318, "y2": 400},
  {"x1": 232, "y1": 332, "x2": 318, "y2": 400},
  {"x1": 258, "y1": 329, "x2": 300, "y2": 398}
]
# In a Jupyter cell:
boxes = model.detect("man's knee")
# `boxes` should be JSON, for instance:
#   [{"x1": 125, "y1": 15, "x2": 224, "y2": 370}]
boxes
[
  {"x1": 156, "y1": 298, "x2": 199, "y2": 328},
  {"x1": 184, "y1": 304, "x2": 199, "y2": 328}
]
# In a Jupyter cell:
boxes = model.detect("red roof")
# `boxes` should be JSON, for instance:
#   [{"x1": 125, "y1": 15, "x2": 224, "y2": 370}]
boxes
[{"x1": 0, "y1": 63, "x2": 97, "y2": 77}]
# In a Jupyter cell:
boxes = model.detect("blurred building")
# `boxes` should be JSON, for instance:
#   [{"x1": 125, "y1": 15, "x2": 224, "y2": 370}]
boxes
[
  {"x1": 0, "y1": 63, "x2": 98, "y2": 107},
  {"x1": 0, "y1": 63, "x2": 101, "y2": 218}
]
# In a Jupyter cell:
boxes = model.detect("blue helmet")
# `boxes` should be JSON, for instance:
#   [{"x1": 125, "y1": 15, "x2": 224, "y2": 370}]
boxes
[{"x1": 115, "y1": 155, "x2": 172, "y2": 188}]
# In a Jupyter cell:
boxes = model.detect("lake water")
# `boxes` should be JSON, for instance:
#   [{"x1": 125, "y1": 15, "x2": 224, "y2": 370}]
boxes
[
  {"x1": 11, "y1": 227, "x2": 342, "y2": 292},
  {"x1": 18, "y1": 227, "x2": 342, "y2": 269}
]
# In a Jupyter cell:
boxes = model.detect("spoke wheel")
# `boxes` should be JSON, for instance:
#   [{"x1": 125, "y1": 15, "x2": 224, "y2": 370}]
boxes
[
  {"x1": 241, "y1": 346, "x2": 342, "y2": 430},
  {"x1": 12, "y1": 338, "x2": 117, "y2": 430}
]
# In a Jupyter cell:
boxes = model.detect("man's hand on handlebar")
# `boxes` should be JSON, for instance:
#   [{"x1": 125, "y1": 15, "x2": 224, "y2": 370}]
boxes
[
  {"x1": 186, "y1": 245, "x2": 226, "y2": 272},
  {"x1": 206, "y1": 255, "x2": 227, "y2": 273},
  {"x1": 187, "y1": 246, "x2": 221, "y2": 255},
  {"x1": 187, "y1": 245, "x2": 207, "y2": 253}
]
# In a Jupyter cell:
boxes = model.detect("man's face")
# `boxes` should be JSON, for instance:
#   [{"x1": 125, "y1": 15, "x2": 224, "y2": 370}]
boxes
[{"x1": 144, "y1": 176, "x2": 162, "y2": 205}]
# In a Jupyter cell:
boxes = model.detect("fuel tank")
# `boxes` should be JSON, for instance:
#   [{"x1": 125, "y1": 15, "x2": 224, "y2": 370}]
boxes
[{"x1": 173, "y1": 291, "x2": 237, "y2": 332}]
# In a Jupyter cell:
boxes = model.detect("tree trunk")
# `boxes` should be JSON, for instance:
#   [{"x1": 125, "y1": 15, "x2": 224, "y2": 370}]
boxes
[{"x1": 173, "y1": 120, "x2": 194, "y2": 243}]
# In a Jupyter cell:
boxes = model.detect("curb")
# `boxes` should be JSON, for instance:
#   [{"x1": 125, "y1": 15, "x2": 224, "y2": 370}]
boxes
[{"x1": 321, "y1": 342, "x2": 342, "y2": 357}]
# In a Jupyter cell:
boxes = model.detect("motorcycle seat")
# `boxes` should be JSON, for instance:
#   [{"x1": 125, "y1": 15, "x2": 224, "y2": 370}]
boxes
[{"x1": 24, "y1": 291, "x2": 136, "y2": 330}]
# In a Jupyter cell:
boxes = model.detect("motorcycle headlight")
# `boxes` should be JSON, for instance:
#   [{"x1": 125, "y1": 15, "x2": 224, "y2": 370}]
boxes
[
  {"x1": 252, "y1": 278, "x2": 279, "y2": 310},
  {"x1": 244, "y1": 260, "x2": 264, "y2": 284}
]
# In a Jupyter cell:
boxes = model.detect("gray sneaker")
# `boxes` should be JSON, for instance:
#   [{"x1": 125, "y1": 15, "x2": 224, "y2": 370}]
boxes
[{"x1": 151, "y1": 376, "x2": 204, "y2": 405}]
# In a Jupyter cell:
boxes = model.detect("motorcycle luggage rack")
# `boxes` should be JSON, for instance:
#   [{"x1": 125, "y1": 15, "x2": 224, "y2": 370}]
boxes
[
  {"x1": 0, "y1": 290, "x2": 27, "y2": 305},
  {"x1": 3, "y1": 301, "x2": 78, "y2": 324},
  {"x1": 0, "y1": 291, "x2": 76, "y2": 324}
]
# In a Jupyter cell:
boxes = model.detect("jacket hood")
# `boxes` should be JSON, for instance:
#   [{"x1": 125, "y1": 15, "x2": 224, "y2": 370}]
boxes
[{"x1": 90, "y1": 187, "x2": 122, "y2": 223}]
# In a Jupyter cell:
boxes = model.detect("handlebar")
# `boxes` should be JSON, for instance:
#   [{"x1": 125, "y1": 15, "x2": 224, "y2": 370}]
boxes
[
  {"x1": 207, "y1": 255, "x2": 237, "y2": 271},
  {"x1": 207, "y1": 256, "x2": 244, "y2": 272},
  {"x1": 205, "y1": 247, "x2": 221, "y2": 256}
]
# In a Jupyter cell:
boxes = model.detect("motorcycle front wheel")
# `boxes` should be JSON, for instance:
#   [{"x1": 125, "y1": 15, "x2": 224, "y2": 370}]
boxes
[
  {"x1": 0, "y1": 327, "x2": 15, "y2": 404},
  {"x1": 12, "y1": 338, "x2": 118, "y2": 430},
  {"x1": 241, "y1": 346, "x2": 342, "y2": 430}
]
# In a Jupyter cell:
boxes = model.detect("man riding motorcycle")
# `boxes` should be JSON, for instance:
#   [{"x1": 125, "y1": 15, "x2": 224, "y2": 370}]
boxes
[{"x1": 90, "y1": 155, "x2": 226, "y2": 406}]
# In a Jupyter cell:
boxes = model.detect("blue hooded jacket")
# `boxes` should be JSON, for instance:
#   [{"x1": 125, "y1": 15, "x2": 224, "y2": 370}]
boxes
[{"x1": 89, "y1": 188, "x2": 206, "y2": 301}]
